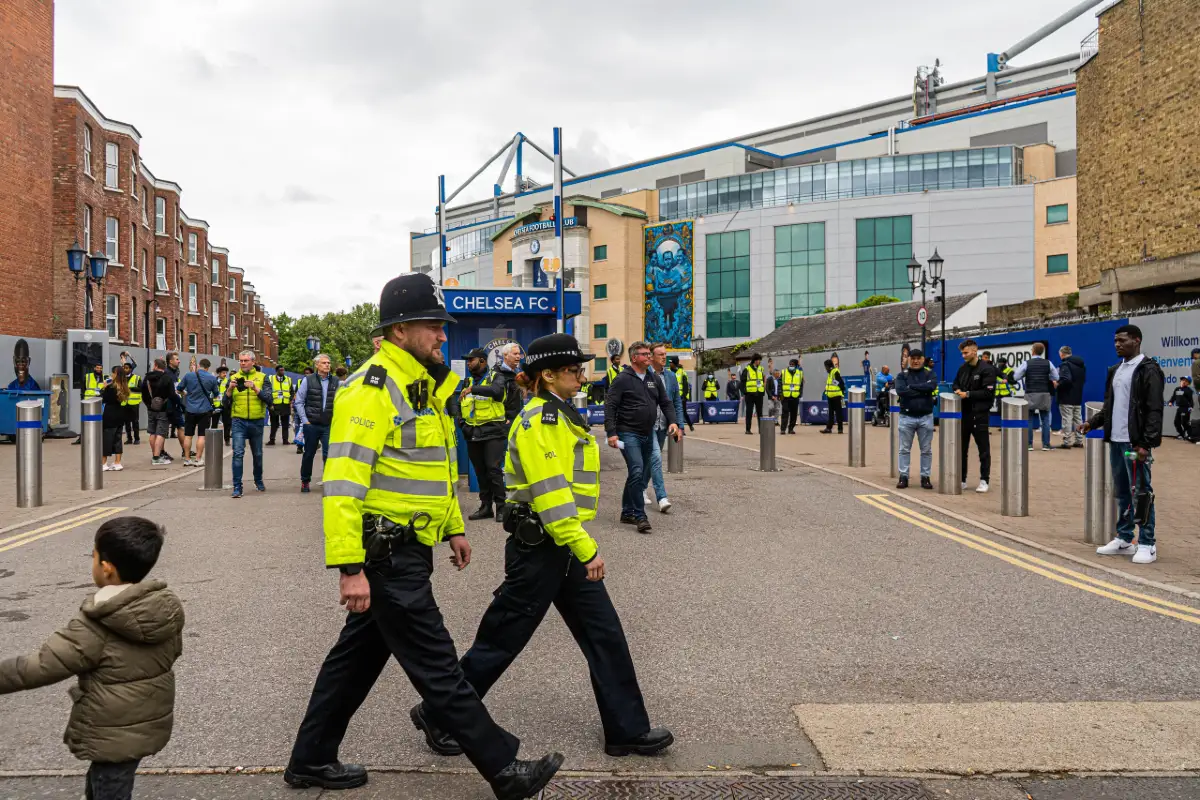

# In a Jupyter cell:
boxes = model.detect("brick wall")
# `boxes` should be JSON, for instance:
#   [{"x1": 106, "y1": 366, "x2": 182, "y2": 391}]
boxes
[
  {"x1": 1077, "y1": 0, "x2": 1200, "y2": 287},
  {"x1": 0, "y1": 0, "x2": 54, "y2": 337}
]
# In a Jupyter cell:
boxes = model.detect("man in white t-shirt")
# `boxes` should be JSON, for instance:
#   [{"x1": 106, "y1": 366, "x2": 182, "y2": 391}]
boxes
[{"x1": 1080, "y1": 324, "x2": 1165, "y2": 564}]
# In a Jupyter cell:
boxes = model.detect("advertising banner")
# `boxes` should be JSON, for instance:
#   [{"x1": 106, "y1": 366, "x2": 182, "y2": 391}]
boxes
[
  {"x1": 643, "y1": 221, "x2": 694, "y2": 350},
  {"x1": 700, "y1": 400, "x2": 739, "y2": 423}
]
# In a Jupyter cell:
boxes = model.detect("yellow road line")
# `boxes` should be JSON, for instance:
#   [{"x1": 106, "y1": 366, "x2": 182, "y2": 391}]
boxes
[
  {"x1": 0, "y1": 507, "x2": 125, "y2": 554},
  {"x1": 856, "y1": 495, "x2": 1200, "y2": 626},
  {"x1": 867, "y1": 494, "x2": 1200, "y2": 617}
]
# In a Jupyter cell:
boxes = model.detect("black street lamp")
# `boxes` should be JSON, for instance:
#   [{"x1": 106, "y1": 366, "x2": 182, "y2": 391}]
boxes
[
  {"x1": 67, "y1": 242, "x2": 109, "y2": 330},
  {"x1": 690, "y1": 334, "x2": 705, "y2": 370},
  {"x1": 306, "y1": 335, "x2": 321, "y2": 353},
  {"x1": 908, "y1": 249, "x2": 948, "y2": 381}
]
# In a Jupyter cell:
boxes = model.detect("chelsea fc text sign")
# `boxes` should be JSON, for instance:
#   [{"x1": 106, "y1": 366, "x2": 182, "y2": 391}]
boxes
[
  {"x1": 445, "y1": 288, "x2": 582, "y2": 317},
  {"x1": 512, "y1": 217, "x2": 578, "y2": 237}
]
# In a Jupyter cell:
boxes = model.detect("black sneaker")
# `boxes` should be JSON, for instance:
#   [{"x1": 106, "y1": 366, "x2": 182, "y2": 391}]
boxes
[
  {"x1": 620, "y1": 515, "x2": 638, "y2": 525},
  {"x1": 896, "y1": 475, "x2": 909, "y2": 489},
  {"x1": 490, "y1": 753, "x2": 564, "y2": 800},
  {"x1": 636, "y1": 518, "x2": 653, "y2": 534}
]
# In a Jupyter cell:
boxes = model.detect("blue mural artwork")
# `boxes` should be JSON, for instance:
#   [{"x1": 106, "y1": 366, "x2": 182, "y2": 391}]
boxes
[{"x1": 643, "y1": 221, "x2": 694, "y2": 349}]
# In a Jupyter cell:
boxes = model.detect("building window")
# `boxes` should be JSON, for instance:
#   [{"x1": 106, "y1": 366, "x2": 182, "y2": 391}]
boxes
[
  {"x1": 142, "y1": 194, "x2": 149, "y2": 226},
  {"x1": 83, "y1": 205, "x2": 92, "y2": 250},
  {"x1": 83, "y1": 126, "x2": 94, "y2": 176},
  {"x1": 130, "y1": 158, "x2": 138, "y2": 199},
  {"x1": 594, "y1": 323, "x2": 608, "y2": 339},
  {"x1": 506, "y1": 260, "x2": 512, "y2": 275},
  {"x1": 155, "y1": 197, "x2": 165, "y2": 234},
  {"x1": 105, "y1": 217, "x2": 119, "y2": 262},
  {"x1": 705, "y1": 229, "x2": 751, "y2": 338},
  {"x1": 155, "y1": 318, "x2": 166, "y2": 350},
  {"x1": 131, "y1": 304, "x2": 138, "y2": 344},
  {"x1": 105, "y1": 295, "x2": 119, "y2": 340},
  {"x1": 188, "y1": 233, "x2": 198, "y2": 263},
  {"x1": 227, "y1": 277, "x2": 236, "y2": 302},
  {"x1": 188, "y1": 333, "x2": 197, "y2": 353},
  {"x1": 1047, "y1": 254, "x2": 1070, "y2": 274},
  {"x1": 230, "y1": 315, "x2": 237, "y2": 337},
  {"x1": 188, "y1": 283, "x2": 198, "y2": 313},
  {"x1": 141, "y1": 249, "x2": 148, "y2": 287},
  {"x1": 595, "y1": 356, "x2": 608, "y2": 373},
  {"x1": 155, "y1": 256, "x2": 168, "y2": 292},
  {"x1": 855, "y1": 216, "x2": 912, "y2": 303},
  {"x1": 211, "y1": 259, "x2": 220, "y2": 285},
  {"x1": 1046, "y1": 204, "x2": 1069, "y2": 225},
  {"x1": 593, "y1": 245, "x2": 608, "y2": 261},
  {"x1": 593, "y1": 283, "x2": 608, "y2": 300},
  {"x1": 773, "y1": 222, "x2": 826, "y2": 327},
  {"x1": 105, "y1": 142, "x2": 119, "y2": 189},
  {"x1": 212, "y1": 301, "x2": 220, "y2": 327}
]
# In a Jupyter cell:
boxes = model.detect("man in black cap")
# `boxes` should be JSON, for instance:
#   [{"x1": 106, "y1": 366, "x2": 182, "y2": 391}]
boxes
[
  {"x1": 286, "y1": 272, "x2": 562, "y2": 798},
  {"x1": 459, "y1": 346, "x2": 512, "y2": 521}
]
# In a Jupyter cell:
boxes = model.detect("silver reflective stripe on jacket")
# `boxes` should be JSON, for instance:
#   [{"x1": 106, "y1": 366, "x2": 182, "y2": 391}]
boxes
[
  {"x1": 383, "y1": 444, "x2": 447, "y2": 462},
  {"x1": 370, "y1": 473, "x2": 447, "y2": 497},
  {"x1": 537, "y1": 500, "x2": 578, "y2": 524},
  {"x1": 323, "y1": 479, "x2": 369, "y2": 500},
  {"x1": 327, "y1": 441, "x2": 378, "y2": 468}
]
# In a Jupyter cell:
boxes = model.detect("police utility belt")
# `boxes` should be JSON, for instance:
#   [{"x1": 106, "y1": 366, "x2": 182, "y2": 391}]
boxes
[
  {"x1": 361, "y1": 511, "x2": 431, "y2": 562},
  {"x1": 501, "y1": 503, "x2": 549, "y2": 547}
]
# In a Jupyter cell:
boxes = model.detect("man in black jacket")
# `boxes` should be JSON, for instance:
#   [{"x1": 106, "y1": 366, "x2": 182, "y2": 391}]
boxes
[
  {"x1": 1168, "y1": 377, "x2": 1193, "y2": 440},
  {"x1": 951, "y1": 339, "x2": 997, "y2": 493},
  {"x1": 1081, "y1": 324, "x2": 1164, "y2": 565},
  {"x1": 459, "y1": 348, "x2": 515, "y2": 522},
  {"x1": 1056, "y1": 345, "x2": 1087, "y2": 449},
  {"x1": 894, "y1": 349, "x2": 939, "y2": 490},
  {"x1": 604, "y1": 341, "x2": 679, "y2": 533}
]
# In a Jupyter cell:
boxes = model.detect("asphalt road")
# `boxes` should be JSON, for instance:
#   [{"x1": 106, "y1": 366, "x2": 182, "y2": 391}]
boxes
[{"x1": 1, "y1": 436, "x2": 1197, "y2": 788}]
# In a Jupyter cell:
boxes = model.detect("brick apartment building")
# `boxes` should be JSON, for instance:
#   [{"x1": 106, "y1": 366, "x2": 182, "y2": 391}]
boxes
[
  {"x1": 1, "y1": 0, "x2": 277, "y2": 364},
  {"x1": 1076, "y1": 0, "x2": 1200, "y2": 310}
]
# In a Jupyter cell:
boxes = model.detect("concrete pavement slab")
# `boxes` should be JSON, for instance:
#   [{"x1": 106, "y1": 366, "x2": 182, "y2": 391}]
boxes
[
  {"x1": 923, "y1": 779, "x2": 1029, "y2": 800},
  {"x1": 1022, "y1": 776, "x2": 1200, "y2": 799}
]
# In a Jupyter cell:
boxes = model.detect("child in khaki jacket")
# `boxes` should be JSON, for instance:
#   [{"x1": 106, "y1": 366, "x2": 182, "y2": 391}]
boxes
[{"x1": 0, "y1": 517, "x2": 184, "y2": 800}]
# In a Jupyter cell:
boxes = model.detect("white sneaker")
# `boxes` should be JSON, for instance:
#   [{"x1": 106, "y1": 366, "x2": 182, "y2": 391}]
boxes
[
  {"x1": 1096, "y1": 537, "x2": 1136, "y2": 556},
  {"x1": 960, "y1": 481, "x2": 967, "y2": 491},
  {"x1": 112, "y1": 464, "x2": 123, "y2": 472},
  {"x1": 658, "y1": 497, "x2": 672, "y2": 513},
  {"x1": 976, "y1": 480, "x2": 989, "y2": 493},
  {"x1": 644, "y1": 490, "x2": 654, "y2": 505},
  {"x1": 102, "y1": 463, "x2": 114, "y2": 471},
  {"x1": 183, "y1": 458, "x2": 195, "y2": 467},
  {"x1": 1027, "y1": 445, "x2": 1034, "y2": 451},
  {"x1": 1132, "y1": 544, "x2": 1157, "y2": 564}
]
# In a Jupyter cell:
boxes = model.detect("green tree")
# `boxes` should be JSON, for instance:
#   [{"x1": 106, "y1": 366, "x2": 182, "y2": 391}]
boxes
[{"x1": 272, "y1": 304, "x2": 379, "y2": 373}]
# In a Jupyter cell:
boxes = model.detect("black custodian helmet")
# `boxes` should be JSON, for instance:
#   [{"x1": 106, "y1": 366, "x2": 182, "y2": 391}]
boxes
[
  {"x1": 373, "y1": 273, "x2": 457, "y2": 335},
  {"x1": 521, "y1": 333, "x2": 594, "y2": 375}
]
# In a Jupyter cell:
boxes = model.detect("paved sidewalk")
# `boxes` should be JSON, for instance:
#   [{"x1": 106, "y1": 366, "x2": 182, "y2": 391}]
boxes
[{"x1": 690, "y1": 420, "x2": 1200, "y2": 594}]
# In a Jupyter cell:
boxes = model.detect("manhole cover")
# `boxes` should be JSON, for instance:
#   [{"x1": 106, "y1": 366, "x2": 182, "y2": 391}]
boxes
[{"x1": 542, "y1": 777, "x2": 929, "y2": 799}]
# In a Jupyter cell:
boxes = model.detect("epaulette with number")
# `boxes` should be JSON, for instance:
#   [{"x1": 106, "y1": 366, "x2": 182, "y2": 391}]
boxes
[
  {"x1": 541, "y1": 404, "x2": 559, "y2": 425},
  {"x1": 364, "y1": 364, "x2": 388, "y2": 389}
]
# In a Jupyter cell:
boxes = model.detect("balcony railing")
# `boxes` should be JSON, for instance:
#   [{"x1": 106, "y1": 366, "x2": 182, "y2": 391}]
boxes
[{"x1": 1080, "y1": 29, "x2": 1099, "y2": 67}]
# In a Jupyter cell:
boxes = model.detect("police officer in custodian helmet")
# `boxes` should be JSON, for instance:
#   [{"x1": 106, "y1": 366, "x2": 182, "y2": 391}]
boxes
[
  {"x1": 286, "y1": 273, "x2": 563, "y2": 799},
  {"x1": 412, "y1": 333, "x2": 674, "y2": 760}
]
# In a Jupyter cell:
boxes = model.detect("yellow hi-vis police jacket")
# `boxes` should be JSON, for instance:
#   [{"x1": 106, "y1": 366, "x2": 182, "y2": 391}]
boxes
[
  {"x1": 322, "y1": 341, "x2": 462, "y2": 567},
  {"x1": 782, "y1": 368, "x2": 803, "y2": 397},
  {"x1": 505, "y1": 393, "x2": 600, "y2": 564}
]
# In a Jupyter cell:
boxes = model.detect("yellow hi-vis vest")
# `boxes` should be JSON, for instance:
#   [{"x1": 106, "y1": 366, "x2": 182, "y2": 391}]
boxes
[
  {"x1": 213, "y1": 377, "x2": 229, "y2": 409},
  {"x1": 125, "y1": 374, "x2": 142, "y2": 407},
  {"x1": 505, "y1": 395, "x2": 600, "y2": 563},
  {"x1": 825, "y1": 367, "x2": 844, "y2": 399},
  {"x1": 461, "y1": 371, "x2": 506, "y2": 425},
  {"x1": 606, "y1": 363, "x2": 620, "y2": 384},
  {"x1": 995, "y1": 367, "x2": 1013, "y2": 397},
  {"x1": 782, "y1": 368, "x2": 803, "y2": 398},
  {"x1": 673, "y1": 367, "x2": 690, "y2": 400},
  {"x1": 703, "y1": 378, "x2": 720, "y2": 400},
  {"x1": 229, "y1": 370, "x2": 268, "y2": 420},
  {"x1": 744, "y1": 365, "x2": 765, "y2": 393},
  {"x1": 322, "y1": 341, "x2": 462, "y2": 567},
  {"x1": 270, "y1": 374, "x2": 293, "y2": 405},
  {"x1": 84, "y1": 372, "x2": 104, "y2": 398}
]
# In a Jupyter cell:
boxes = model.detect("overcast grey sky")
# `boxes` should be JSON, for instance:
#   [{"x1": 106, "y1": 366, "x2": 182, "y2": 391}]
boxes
[{"x1": 54, "y1": 0, "x2": 1099, "y2": 317}]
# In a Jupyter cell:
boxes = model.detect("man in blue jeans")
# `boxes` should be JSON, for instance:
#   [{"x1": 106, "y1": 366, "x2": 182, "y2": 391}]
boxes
[
  {"x1": 893, "y1": 349, "x2": 938, "y2": 490},
  {"x1": 644, "y1": 343, "x2": 685, "y2": 514},
  {"x1": 604, "y1": 341, "x2": 679, "y2": 533},
  {"x1": 1081, "y1": 324, "x2": 1164, "y2": 565},
  {"x1": 223, "y1": 350, "x2": 274, "y2": 498},
  {"x1": 296, "y1": 353, "x2": 340, "y2": 493}
]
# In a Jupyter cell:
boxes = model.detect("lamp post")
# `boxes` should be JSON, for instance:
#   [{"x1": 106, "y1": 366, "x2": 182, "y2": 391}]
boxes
[
  {"x1": 690, "y1": 334, "x2": 706, "y2": 372},
  {"x1": 67, "y1": 242, "x2": 109, "y2": 331},
  {"x1": 907, "y1": 249, "x2": 947, "y2": 381},
  {"x1": 306, "y1": 335, "x2": 320, "y2": 354}
]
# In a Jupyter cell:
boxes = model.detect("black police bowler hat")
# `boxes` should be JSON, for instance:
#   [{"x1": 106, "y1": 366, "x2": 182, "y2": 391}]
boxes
[
  {"x1": 522, "y1": 333, "x2": 593, "y2": 375},
  {"x1": 374, "y1": 273, "x2": 457, "y2": 334},
  {"x1": 464, "y1": 347, "x2": 489, "y2": 360}
]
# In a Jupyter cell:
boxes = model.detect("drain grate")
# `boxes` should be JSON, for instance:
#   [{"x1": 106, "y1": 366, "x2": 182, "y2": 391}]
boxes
[{"x1": 542, "y1": 777, "x2": 929, "y2": 799}]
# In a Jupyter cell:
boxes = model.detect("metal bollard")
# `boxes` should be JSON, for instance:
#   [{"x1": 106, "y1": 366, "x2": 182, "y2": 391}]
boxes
[
  {"x1": 1083, "y1": 401, "x2": 1116, "y2": 543},
  {"x1": 889, "y1": 389, "x2": 900, "y2": 478},
  {"x1": 936, "y1": 392, "x2": 961, "y2": 495},
  {"x1": 667, "y1": 434, "x2": 683, "y2": 474},
  {"x1": 81, "y1": 396, "x2": 103, "y2": 491},
  {"x1": 16, "y1": 400, "x2": 43, "y2": 508},
  {"x1": 200, "y1": 426, "x2": 227, "y2": 491},
  {"x1": 1000, "y1": 397, "x2": 1030, "y2": 517},
  {"x1": 847, "y1": 387, "x2": 866, "y2": 467},
  {"x1": 756, "y1": 416, "x2": 778, "y2": 472},
  {"x1": 572, "y1": 391, "x2": 588, "y2": 410}
]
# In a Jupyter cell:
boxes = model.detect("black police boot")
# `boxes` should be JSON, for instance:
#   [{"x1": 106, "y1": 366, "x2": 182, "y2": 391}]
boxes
[
  {"x1": 410, "y1": 703, "x2": 464, "y2": 756},
  {"x1": 468, "y1": 504, "x2": 494, "y2": 521},
  {"x1": 495, "y1": 506, "x2": 505, "y2": 522},
  {"x1": 283, "y1": 761, "x2": 368, "y2": 790},
  {"x1": 489, "y1": 753, "x2": 564, "y2": 800},
  {"x1": 605, "y1": 727, "x2": 675, "y2": 757}
]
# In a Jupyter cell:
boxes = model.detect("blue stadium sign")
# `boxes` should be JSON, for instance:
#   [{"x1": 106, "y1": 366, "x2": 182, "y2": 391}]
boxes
[
  {"x1": 512, "y1": 217, "x2": 578, "y2": 237},
  {"x1": 444, "y1": 288, "x2": 582, "y2": 317}
]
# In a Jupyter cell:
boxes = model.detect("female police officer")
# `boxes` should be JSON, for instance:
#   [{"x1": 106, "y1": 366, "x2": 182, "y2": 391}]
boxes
[{"x1": 412, "y1": 333, "x2": 674, "y2": 759}]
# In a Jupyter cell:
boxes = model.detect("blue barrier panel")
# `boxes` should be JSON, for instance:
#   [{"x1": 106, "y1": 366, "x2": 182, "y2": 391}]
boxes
[
  {"x1": 685, "y1": 402, "x2": 701, "y2": 425},
  {"x1": 699, "y1": 400, "x2": 739, "y2": 423},
  {"x1": 0, "y1": 390, "x2": 51, "y2": 436},
  {"x1": 801, "y1": 400, "x2": 828, "y2": 425},
  {"x1": 587, "y1": 406, "x2": 606, "y2": 426}
]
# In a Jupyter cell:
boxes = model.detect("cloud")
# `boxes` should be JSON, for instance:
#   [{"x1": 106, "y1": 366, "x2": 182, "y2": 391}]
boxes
[{"x1": 282, "y1": 185, "x2": 332, "y2": 204}]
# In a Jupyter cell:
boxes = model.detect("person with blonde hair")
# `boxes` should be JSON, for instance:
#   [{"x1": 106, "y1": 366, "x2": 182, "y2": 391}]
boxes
[{"x1": 101, "y1": 366, "x2": 130, "y2": 471}]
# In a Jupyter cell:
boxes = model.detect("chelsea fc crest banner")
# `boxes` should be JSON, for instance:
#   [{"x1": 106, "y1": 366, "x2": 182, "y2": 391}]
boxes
[{"x1": 643, "y1": 221, "x2": 694, "y2": 350}]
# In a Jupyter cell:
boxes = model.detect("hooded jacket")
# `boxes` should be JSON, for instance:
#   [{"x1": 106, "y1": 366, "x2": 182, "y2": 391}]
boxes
[{"x1": 0, "y1": 580, "x2": 185, "y2": 763}]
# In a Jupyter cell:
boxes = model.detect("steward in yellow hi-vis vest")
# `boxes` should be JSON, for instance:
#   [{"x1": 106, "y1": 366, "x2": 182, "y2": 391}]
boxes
[
  {"x1": 780, "y1": 359, "x2": 804, "y2": 434},
  {"x1": 289, "y1": 272, "x2": 562, "y2": 797},
  {"x1": 821, "y1": 359, "x2": 846, "y2": 434},
  {"x1": 267, "y1": 366, "x2": 295, "y2": 446},
  {"x1": 411, "y1": 333, "x2": 673, "y2": 761},
  {"x1": 740, "y1": 354, "x2": 766, "y2": 435},
  {"x1": 458, "y1": 346, "x2": 512, "y2": 521}
]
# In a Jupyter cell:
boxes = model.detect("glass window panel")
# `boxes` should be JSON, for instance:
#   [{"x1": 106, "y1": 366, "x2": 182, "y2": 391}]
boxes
[
  {"x1": 763, "y1": 172, "x2": 776, "y2": 206},
  {"x1": 826, "y1": 162, "x2": 839, "y2": 198},
  {"x1": 811, "y1": 164, "x2": 825, "y2": 200},
  {"x1": 984, "y1": 148, "x2": 999, "y2": 164},
  {"x1": 707, "y1": 299, "x2": 720, "y2": 314},
  {"x1": 839, "y1": 162, "x2": 852, "y2": 197},
  {"x1": 735, "y1": 230, "x2": 750, "y2": 256},
  {"x1": 799, "y1": 166, "x2": 812, "y2": 201},
  {"x1": 924, "y1": 153, "x2": 938, "y2": 189},
  {"x1": 880, "y1": 158, "x2": 894, "y2": 193},
  {"x1": 735, "y1": 271, "x2": 750, "y2": 295},
  {"x1": 857, "y1": 218, "x2": 874, "y2": 245},
  {"x1": 876, "y1": 262, "x2": 893, "y2": 290},
  {"x1": 875, "y1": 244, "x2": 893, "y2": 261},
  {"x1": 707, "y1": 233, "x2": 722, "y2": 259},
  {"x1": 735, "y1": 255, "x2": 750, "y2": 271},
  {"x1": 721, "y1": 272, "x2": 735, "y2": 296},
  {"x1": 775, "y1": 251, "x2": 791, "y2": 268},
  {"x1": 752, "y1": 173, "x2": 763, "y2": 207},
  {"x1": 790, "y1": 224, "x2": 807, "y2": 251},
  {"x1": 1047, "y1": 254, "x2": 1069, "y2": 274},
  {"x1": 969, "y1": 149, "x2": 984, "y2": 166},
  {"x1": 968, "y1": 162, "x2": 984, "y2": 187},
  {"x1": 954, "y1": 150, "x2": 969, "y2": 187},
  {"x1": 875, "y1": 217, "x2": 893, "y2": 245},
  {"x1": 775, "y1": 227, "x2": 790, "y2": 253},
  {"x1": 894, "y1": 262, "x2": 911, "y2": 291},
  {"x1": 777, "y1": 269, "x2": 791, "y2": 293},
  {"x1": 866, "y1": 158, "x2": 880, "y2": 195},
  {"x1": 1047, "y1": 204, "x2": 1069, "y2": 224},
  {"x1": 809, "y1": 248, "x2": 825, "y2": 267},
  {"x1": 894, "y1": 244, "x2": 911, "y2": 260},
  {"x1": 857, "y1": 245, "x2": 875, "y2": 261},
  {"x1": 791, "y1": 248, "x2": 807, "y2": 267},
  {"x1": 722, "y1": 231, "x2": 736, "y2": 254},
  {"x1": 808, "y1": 266, "x2": 825, "y2": 292},
  {"x1": 857, "y1": 261, "x2": 874, "y2": 289},
  {"x1": 938, "y1": 151, "x2": 953, "y2": 187},
  {"x1": 707, "y1": 280, "x2": 720, "y2": 300},
  {"x1": 852, "y1": 159, "x2": 866, "y2": 198},
  {"x1": 786, "y1": 168, "x2": 799, "y2": 202},
  {"x1": 899, "y1": 156, "x2": 913, "y2": 191},
  {"x1": 809, "y1": 222, "x2": 824, "y2": 250},
  {"x1": 893, "y1": 215, "x2": 912, "y2": 243},
  {"x1": 998, "y1": 147, "x2": 1012, "y2": 164}
]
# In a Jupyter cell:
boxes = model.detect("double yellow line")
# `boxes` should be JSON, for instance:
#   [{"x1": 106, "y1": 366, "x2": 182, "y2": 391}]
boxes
[
  {"x1": 0, "y1": 507, "x2": 126, "y2": 554},
  {"x1": 857, "y1": 494, "x2": 1200, "y2": 626}
]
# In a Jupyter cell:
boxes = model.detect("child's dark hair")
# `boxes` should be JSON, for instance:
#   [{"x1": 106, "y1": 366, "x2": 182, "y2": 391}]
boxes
[{"x1": 95, "y1": 517, "x2": 165, "y2": 583}]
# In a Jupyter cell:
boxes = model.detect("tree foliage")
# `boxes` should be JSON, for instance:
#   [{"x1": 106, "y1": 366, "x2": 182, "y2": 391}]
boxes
[{"x1": 274, "y1": 303, "x2": 379, "y2": 373}]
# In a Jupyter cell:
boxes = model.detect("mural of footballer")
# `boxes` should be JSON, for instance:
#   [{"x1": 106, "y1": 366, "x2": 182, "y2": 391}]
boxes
[{"x1": 643, "y1": 222, "x2": 694, "y2": 349}]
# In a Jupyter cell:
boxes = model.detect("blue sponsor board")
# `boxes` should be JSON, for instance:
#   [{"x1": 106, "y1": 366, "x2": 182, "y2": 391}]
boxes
[
  {"x1": 685, "y1": 401, "x2": 701, "y2": 425},
  {"x1": 700, "y1": 400, "x2": 739, "y2": 423},
  {"x1": 587, "y1": 406, "x2": 606, "y2": 426}
]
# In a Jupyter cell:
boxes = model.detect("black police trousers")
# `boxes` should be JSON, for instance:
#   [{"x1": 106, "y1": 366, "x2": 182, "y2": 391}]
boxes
[
  {"x1": 744, "y1": 392, "x2": 764, "y2": 432},
  {"x1": 467, "y1": 436, "x2": 507, "y2": 509},
  {"x1": 290, "y1": 540, "x2": 518, "y2": 779},
  {"x1": 781, "y1": 397, "x2": 800, "y2": 432},
  {"x1": 459, "y1": 536, "x2": 651, "y2": 744}
]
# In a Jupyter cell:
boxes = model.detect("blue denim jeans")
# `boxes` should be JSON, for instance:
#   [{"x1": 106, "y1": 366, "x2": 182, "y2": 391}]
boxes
[
  {"x1": 897, "y1": 413, "x2": 934, "y2": 478},
  {"x1": 1109, "y1": 442, "x2": 1155, "y2": 546},
  {"x1": 617, "y1": 431, "x2": 654, "y2": 520},
  {"x1": 644, "y1": 427, "x2": 668, "y2": 501},
  {"x1": 231, "y1": 417, "x2": 264, "y2": 490},
  {"x1": 300, "y1": 423, "x2": 331, "y2": 484}
]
